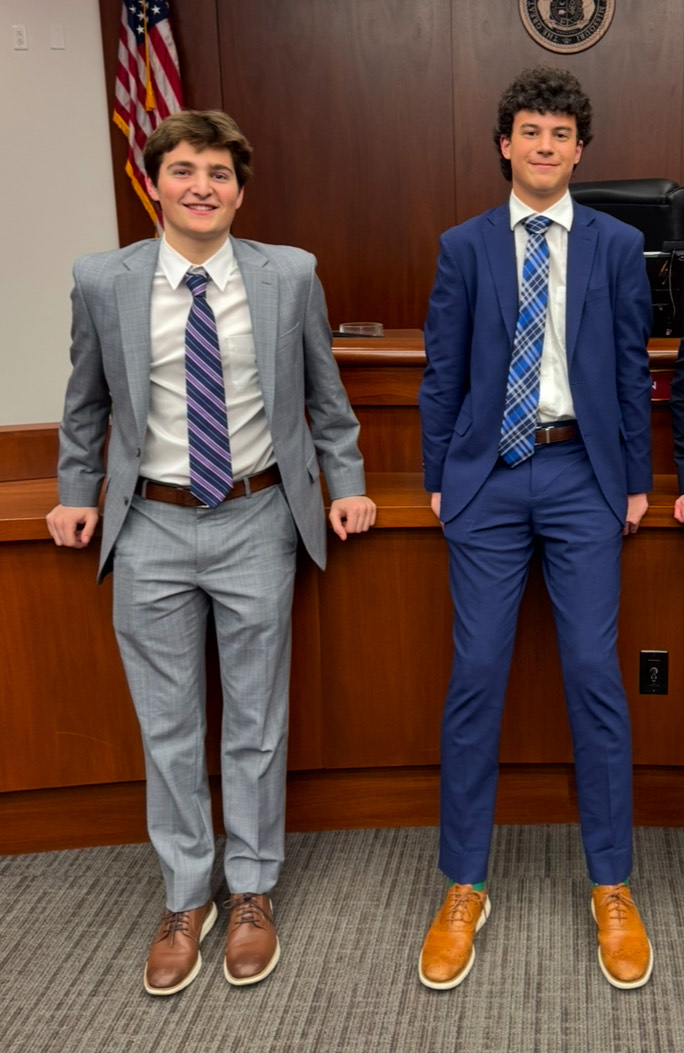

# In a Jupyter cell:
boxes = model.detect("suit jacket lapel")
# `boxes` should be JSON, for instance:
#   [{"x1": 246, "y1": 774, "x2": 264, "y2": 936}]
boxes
[
  {"x1": 483, "y1": 205, "x2": 518, "y2": 346},
  {"x1": 114, "y1": 240, "x2": 159, "y2": 440},
  {"x1": 566, "y1": 203, "x2": 598, "y2": 366},
  {"x1": 232, "y1": 237, "x2": 278, "y2": 420}
]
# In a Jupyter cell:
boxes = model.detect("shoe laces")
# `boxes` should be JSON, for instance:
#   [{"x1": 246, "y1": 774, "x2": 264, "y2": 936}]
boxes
[
  {"x1": 226, "y1": 893, "x2": 272, "y2": 929},
  {"x1": 601, "y1": 887, "x2": 632, "y2": 925},
  {"x1": 447, "y1": 887, "x2": 484, "y2": 925},
  {"x1": 158, "y1": 909, "x2": 193, "y2": 943}
]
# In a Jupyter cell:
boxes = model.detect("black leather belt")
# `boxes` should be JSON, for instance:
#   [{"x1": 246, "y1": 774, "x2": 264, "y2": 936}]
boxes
[
  {"x1": 534, "y1": 422, "x2": 579, "y2": 445},
  {"x1": 134, "y1": 466, "x2": 281, "y2": 507}
]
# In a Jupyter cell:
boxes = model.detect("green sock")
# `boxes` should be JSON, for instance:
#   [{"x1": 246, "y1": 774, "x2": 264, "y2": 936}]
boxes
[
  {"x1": 448, "y1": 880, "x2": 486, "y2": 891},
  {"x1": 592, "y1": 877, "x2": 629, "y2": 887}
]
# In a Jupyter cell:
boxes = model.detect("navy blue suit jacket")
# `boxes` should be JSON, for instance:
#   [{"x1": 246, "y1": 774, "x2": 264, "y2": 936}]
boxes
[{"x1": 419, "y1": 200, "x2": 653, "y2": 526}]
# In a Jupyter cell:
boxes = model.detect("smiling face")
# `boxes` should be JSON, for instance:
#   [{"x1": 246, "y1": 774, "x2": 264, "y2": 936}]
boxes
[
  {"x1": 145, "y1": 142, "x2": 244, "y2": 262},
  {"x1": 499, "y1": 109, "x2": 583, "y2": 210}
]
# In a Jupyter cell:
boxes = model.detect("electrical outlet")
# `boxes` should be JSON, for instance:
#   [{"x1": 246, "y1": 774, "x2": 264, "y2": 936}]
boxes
[
  {"x1": 639, "y1": 650, "x2": 668, "y2": 695},
  {"x1": 12, "y1": 24, "x2": 28, "y2": 50},
  {"x1": 50, "y1": 24, "x2": 65, "y2": 50}
]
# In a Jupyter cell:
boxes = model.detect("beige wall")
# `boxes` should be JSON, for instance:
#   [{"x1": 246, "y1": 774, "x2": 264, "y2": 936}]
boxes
[{"x1": 1, "y1": 0, "x2": 118, "y2": 425}]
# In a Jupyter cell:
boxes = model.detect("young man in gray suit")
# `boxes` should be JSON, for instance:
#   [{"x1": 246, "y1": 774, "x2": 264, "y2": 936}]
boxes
[{"x1": 47, "y1": 110, "x2": 375, "y2": 995}]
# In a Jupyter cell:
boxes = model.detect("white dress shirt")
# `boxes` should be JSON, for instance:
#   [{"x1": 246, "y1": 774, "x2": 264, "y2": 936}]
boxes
[
  {"x1": 509, "y1": 189, "x2": 576, "y2": 423},
  {"x1": 139, "y1": 235, "x2": 275, "y2": 484}
]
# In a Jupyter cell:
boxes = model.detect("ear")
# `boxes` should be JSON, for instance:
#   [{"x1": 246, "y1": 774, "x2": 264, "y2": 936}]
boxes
[
  {"x1": 574, "y1": 140, "x2": 584, "y2": 165},
  {"x1": 235, "y1": 186, "x2": 245, "y2": 211},
  {"x1": 145, "y1": 176, "x2": 160, "y2": 203},
  {"x1": 500, "y1": 135, "x2": 511, "y2": 160}
]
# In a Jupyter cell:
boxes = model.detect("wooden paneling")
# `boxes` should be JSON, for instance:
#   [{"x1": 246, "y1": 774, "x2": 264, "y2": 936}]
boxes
[
  {"x1": 318, "y1": 528, "x2": 450, "y2": 768},
  {"x1": 4, "y1": 339, "x2": 684, "y2": 845},
  {"x1": 0, "y1": 542, "x2": 143, "y2": 793},
  {"x1": 620, "y1": 525, "x2": 684, "y2": 765},
  {"x1": 100, "y1": 2, "x2": 684, "y2": 327},
  {"x1": 214, "y1": 0, "x2": 455, "y2": 330},
  {"x1": 2, "y1": 765, "x2": 683, "y2": 854},
  {"x1": 0, "y1": 424, "x2": 59, "y2": 483},
  {"x1": 451, "y1": 1, "x2": 684, "y2": 223}
]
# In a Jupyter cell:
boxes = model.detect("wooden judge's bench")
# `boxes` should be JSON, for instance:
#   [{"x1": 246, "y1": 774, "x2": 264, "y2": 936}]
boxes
[{"x1": 1, "y1": 332, "x2": 683, "y2": 853}]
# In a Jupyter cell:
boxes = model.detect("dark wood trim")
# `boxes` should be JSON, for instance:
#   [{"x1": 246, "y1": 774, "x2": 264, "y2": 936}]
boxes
[
  {"x1": 1, "y1": 765, "x2": 682, "y2": 855},
  {"x1": 2, "y1": 473, "x2": 679, "y2": 542},
  {"x1": 3, "y1": 335, "x2": 683, "y2": 851},
  {"x1": 0, "y1": 424, "x2": 60, "y2": 484}
]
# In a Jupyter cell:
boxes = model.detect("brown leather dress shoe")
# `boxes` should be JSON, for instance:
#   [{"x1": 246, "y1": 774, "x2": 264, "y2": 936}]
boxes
[
  {"x1": 591, "y1": 884, "x2": 653, "y2": 989},
  {"x1": 144, "y1": 900, "x2": 217, "y2": 995},
  {"x1": 224, "y1": 893, "x2": 280, "y2": 986},
  {"x1": 419, "y1": 884, "x2": 491, "y2": 990}
]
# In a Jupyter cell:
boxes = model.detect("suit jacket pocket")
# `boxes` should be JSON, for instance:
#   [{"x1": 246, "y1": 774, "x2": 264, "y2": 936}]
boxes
[
  {"x1": 584, "y1": 282, "x2": 610, "y2": 305},
  {"x1": 278, "y1": 321, "x2": 301, "y2": 344},
  {"x1": 306, "y1": 447, "x2": 320, "y2": 482},
  {"x1": 453, "y1": 395, "x2": 472, "y2": 437}
]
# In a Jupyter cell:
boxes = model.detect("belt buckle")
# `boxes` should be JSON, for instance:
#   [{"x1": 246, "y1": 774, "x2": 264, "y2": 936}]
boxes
[{"x1": 536, "y1": 425, "x2": 554, "y2": 445}]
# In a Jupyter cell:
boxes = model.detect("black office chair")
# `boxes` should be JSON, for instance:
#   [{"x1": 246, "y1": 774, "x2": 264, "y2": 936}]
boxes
[
  {"x1": 569, "y1": 178, "x2": 684, "y2": 252},
  {"x1": 570, "y1": 178, "x2": 684, "y2": 336}
]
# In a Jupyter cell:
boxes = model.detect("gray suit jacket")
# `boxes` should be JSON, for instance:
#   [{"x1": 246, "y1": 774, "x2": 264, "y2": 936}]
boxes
[{"x1": 57, "y1": 236, "x2": 366, "y2": 581}]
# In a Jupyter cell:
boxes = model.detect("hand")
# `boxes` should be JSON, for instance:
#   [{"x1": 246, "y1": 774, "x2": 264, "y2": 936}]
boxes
[
  {"x1": 623, "y1": 493, "x2": 648, "y2": 536},
  {"x1": 328, "y1": 496, "x2": 376, "y2": 540},
  {"x1": 46, "y1": 504, "x2": 99, "y2": 548},
  {"x1": 675, "y1": 495, "x2": 684, "y2": 524},
  {"x1": 430, "y1": 492, "x2": 442, "y2": 522}
]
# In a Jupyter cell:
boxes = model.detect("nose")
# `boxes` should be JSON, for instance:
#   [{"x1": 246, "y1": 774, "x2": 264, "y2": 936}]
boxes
[
  {"x1": 190, "y1": 173, "x2": 212, "y2": 197},
  {"x1": 536, "y1": 133, "x2": 555, "y2": 155}
]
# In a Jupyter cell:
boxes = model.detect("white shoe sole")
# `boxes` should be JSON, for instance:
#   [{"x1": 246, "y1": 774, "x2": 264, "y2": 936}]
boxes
[
  {"x1": 591, "y1": 896, "x2": 654, "y2": 990},
  {"x1": 224, "y1": 937, "x2": 281, "y2": 986},
  {"x1": 596, "y1": 940, "x2": 654, "y2": 990},
  {"x1": 418, "y1": 894, "x2": 491, "y2": 990},
  {"x1": 144, "y1": 900, "x2": 218, "y2": 996}
]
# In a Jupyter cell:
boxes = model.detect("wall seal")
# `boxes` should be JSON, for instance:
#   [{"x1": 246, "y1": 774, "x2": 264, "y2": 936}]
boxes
[{"x1": 519, "y1": 1, "x2": 615, "y2": 54}]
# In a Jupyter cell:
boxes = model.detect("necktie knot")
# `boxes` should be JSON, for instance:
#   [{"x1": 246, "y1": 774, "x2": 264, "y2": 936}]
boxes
[
  {"x1": 184, "y1": 270, "x2": 209, "y2": 298},
  {"x1": 523, "y1": 215, "x2": 552, "y2": 238}
]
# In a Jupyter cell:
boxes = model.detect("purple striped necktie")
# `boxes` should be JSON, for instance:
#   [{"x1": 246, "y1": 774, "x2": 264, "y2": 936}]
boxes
[{"x1": 183, "y1": 270, "x2": 233, "y2": 506}]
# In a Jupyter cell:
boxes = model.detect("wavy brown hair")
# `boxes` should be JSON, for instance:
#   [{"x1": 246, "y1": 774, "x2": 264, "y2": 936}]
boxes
[{"x1": 144, "y1": 110, "x2": 253, "y2": 188}]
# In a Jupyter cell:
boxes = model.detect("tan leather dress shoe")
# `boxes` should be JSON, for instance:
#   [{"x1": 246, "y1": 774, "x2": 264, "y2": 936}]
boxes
[
  {"x1": 224, "y1": 893, "x2": 280, "y2": 986},
  {"x1": 591, "y1": 884, "x2": 653, "y2": 989},
  {"x1": 144, "y1": 900, "x2": 217, "y2": 995},
  {"x1": 419, "y1": 884, "x2": 491, "y2": 990}
]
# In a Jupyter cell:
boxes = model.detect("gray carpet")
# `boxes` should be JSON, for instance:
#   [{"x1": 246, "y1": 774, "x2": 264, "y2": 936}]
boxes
[{"x1": 1, "y1": 825, "x2": 683, "y2": 1052}]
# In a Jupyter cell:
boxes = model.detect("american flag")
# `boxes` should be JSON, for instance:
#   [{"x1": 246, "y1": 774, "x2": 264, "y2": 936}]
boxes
[{"x1": 113, "y1": 1, "x2": 184, "y2": 229}]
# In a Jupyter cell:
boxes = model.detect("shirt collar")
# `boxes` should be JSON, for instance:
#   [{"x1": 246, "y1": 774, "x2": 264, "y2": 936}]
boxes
[
  {"x1": 509, "y1": 189, "x2": 573, "y2": 233},
  {"x1": 158, "y1": 235, "x2": 237, "y2": 291}
]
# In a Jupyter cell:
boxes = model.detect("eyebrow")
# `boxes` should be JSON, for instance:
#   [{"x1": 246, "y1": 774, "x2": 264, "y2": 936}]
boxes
[
  {"x1": 167, "y1": 160, "x2": 234, "y2": 172},
  {"x1": 518, "y1": 121, "x2": 574, "y2": 133}
]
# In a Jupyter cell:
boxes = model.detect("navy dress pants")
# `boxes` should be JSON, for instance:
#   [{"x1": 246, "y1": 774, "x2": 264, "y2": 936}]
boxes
[{"x1": 439, "y1": 438, "x2": 633, "y2": 886}]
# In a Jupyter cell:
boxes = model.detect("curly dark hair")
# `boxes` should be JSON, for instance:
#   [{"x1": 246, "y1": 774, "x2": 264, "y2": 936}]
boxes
[{"x1": 493, "y1": 66, "x2": 593, "y2": 181}]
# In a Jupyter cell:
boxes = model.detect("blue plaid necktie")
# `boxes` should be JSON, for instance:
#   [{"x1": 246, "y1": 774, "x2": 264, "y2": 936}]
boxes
[
  {"x1": 499, "y1": 215, "x2": 553, "y2": 467},
  {"x1": 184, "y1": 271, "x2": 233, "y2": 506}
]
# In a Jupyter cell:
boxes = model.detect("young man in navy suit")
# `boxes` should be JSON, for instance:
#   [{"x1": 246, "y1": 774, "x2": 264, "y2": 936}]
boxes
[{"x1": 418, "y1": 67, "x2": 653, "y2": 991}]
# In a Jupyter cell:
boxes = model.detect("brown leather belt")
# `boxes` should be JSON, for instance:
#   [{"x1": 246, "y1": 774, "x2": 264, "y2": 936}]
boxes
[
  {"x1": 134, "y1": 466, "x2": 281, "y2": 508},
  {"x1": 534, "y1": 422, "x2": 579, "y2": 445}
]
